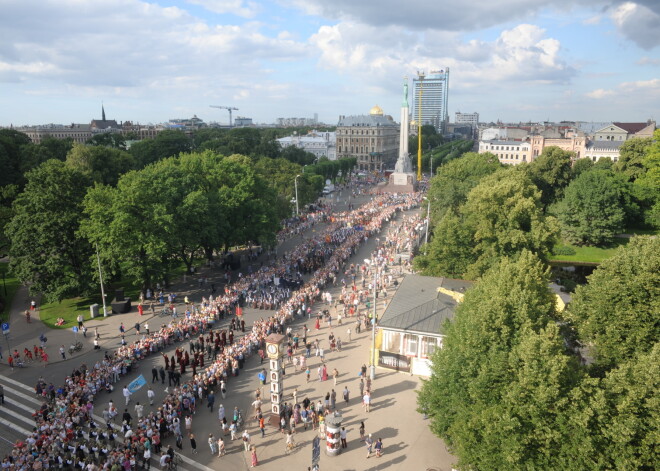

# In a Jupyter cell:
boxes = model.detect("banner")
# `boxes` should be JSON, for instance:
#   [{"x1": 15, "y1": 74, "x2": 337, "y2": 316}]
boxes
[{"x1": 128, "y1": 374, "x2": 147, "y2": 393}]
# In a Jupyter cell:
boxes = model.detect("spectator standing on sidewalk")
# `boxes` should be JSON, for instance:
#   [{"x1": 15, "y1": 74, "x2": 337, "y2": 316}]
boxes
[{"x1": 59, "y1": 345, "x2": 66, "y2": 360}]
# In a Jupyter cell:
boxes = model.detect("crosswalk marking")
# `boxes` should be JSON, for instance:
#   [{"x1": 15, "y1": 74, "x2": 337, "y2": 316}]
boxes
[
  {"x1": 0, "y1": 416, "x2": 32, "y2": 436},
  {"x1": 0, "y1": 375, "x2": 197, "y2": 471},
  {"x1": 2, "y1": 384, "x2": 41, "y2": 405},
  {"x1": 0, "y1": 373, "x2": 35, "y2": 393}
]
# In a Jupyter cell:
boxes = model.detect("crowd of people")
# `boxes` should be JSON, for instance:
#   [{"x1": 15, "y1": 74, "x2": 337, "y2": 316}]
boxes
[{"x1": 4, "y1": 186, "x2": 424, "y2": 470}]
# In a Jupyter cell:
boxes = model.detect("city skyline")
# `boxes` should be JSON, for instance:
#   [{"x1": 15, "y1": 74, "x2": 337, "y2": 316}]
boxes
[{"x1": 0, "y1": 0, "x2": 658, "y2": 127}]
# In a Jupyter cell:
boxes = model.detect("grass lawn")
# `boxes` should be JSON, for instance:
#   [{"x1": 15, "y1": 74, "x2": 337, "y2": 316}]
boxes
[
  {"x1": 550, "y1": 238, "x2": 629, "y2": 264},
  {"x1": 39, "y1": 261, "x2": 193, "y2": 329},
  {"x1": 0, "y1": 262, "x2": 21, "y2": 322}
]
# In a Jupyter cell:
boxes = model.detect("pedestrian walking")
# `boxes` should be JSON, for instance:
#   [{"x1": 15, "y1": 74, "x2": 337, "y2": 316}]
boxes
[
  {"x1": 151, "y1": 367, "x2": 158, "y2": 383},
  {"x1": 259, "y1": 415, "x2": 265, "y2": 437},
  {"x1": 123, "y1": 385, "x2": 132, "y2": 406},
  {"x1": 365, "y1": 434, "x2": 373, "y2": 458},
  {"x1": 59, "y1": 345, "x2": 66, "y2": 360},
  {"x1": 134, "y1": 322, "x2": 140, "y2": 335},
  {"x1": 359, "y1": 421, "x2": 365, "y2": 441},
  {"x1": 208, "y1": 433, "x2": 218, "y2": 454},
  {"x1": 189, "y1": 433, "x2": 198, "y2": 454},
  {"x1": 207, "y1": 391, "x2": 215, "y2": 412},
  {"x1": 218, "y1": 436, "x2": 226, "y2": 456},
  {"x1": 119, "y1": 323, "x2": 125, "y2": 335},
  {"x1": 242, "y1": 429, "x2": 251, "y2": 452},
  {"x1": 347, "y1": 327, "x2": 351, "y2": 341},
  {"x1": 332, "y1": 367, "x2": 339, "y2": 386},
  {"x1": 251, "y1": 445, "x2": 258, "y2": 467},
  {"x1": 375, "y1": 437, "x2": 383, "y2": 457},
  {"x1": 185, "y1": 415, "x2": 192, "y2": 434},
  {"x1": 343, "y1": 386, "x2": 350, "y2": 404},
  {"x1": 145, "y1": 322, "x2": 150, "y2": 335},
  {"x1": 147, "y1": 386, "x2": 155, "y2": 406},
  {"x1": 159, "y1": 366, "x2": 166, "y2": 384}
]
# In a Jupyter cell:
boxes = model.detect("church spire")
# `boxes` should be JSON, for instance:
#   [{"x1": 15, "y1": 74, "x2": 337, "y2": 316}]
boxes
[{"x1": 102, "y1": 103, "x2": 106, "y2": 121}]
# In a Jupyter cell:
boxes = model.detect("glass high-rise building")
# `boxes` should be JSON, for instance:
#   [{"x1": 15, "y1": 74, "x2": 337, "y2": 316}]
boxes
[{"x1": 412, "y1": 69, "x2": 449, "y2": 133}]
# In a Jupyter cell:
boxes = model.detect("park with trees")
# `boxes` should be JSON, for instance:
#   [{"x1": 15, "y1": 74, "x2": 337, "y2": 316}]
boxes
[
  {"x1": 416, "y1": 131, "x2": 659, "y2": 470},
  {"x1": 0, "y1": 127, "x2": 356, "y2": 317}
]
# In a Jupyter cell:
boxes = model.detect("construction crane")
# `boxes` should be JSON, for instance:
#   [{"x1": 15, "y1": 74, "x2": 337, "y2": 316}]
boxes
[{"x1": 209, "y1": 105, "x2": 239, "y2": 127}]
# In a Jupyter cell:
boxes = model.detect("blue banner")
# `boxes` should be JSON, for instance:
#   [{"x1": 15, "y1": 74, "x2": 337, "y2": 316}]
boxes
[{"x1": 128, "y1": 374, "x2": 147, "y2": 393}]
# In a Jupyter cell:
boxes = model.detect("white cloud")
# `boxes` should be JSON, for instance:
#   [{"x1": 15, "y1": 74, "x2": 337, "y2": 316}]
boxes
[
  {"x1": 0, "y1": 0, "x2": 308, "y2": 92},
  {"x1": 311, "y1": 22, "x2": 575, "y2": 91},
  {"x1": 637, "y1": 56, "x2": 660, "y2": 66},
  {"x1": 586, "y1": 88, "x2": 615, "y2": 99},
  {"x1": 610, "y1": 2, "x2": 660, "y2": 49},
  {"x1": 186, "y1": 0, "x2": 259, "y2": 18}
]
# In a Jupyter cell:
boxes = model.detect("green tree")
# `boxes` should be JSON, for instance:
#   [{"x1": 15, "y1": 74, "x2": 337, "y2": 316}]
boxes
[
  {"x1": 7, "y1": 160, "x2": 94, "y2": 300},
  {"x1": 634, "y1": 130, "x2": 660, "y2": 228},
  {"x1": 418, "y1": 252, "x2": 581, "y2": 470},
  {"x1": 571, "y1": 157, "x2": 594, "y2": 179},
  {"x1": 66, "y1": 143, "x2": 136, "y2": 185},
  {"x1": 614, "y1": 137, "x2": 653, "y2": 182},
  {"x1": 413, "y1": 209, "x2": 473, "y2": 277},
  {"x1": 87, "y1": 132, "x2": 127, "y2": 150},
  {"x1": 563, "y1": 236, "x2": 660, "y2": 368},
  {"x1": 462, "y1": 168, "x2": 559, "y2": 278},
  {"x1": 129, "y1": 130, "x2": 191, "y2": 167},
  {"x1": 427, "y1": 151, "x2": 502, "y2": 223},
  {"x1": 594, "y1": 344, "x2": 660, "y2": 469},
  {"x1": 557, "y1": 169, "x2": 627, "y2": 246},
  {"x1": 525, "y1": 146, "x2": 573, "y2": 208}
]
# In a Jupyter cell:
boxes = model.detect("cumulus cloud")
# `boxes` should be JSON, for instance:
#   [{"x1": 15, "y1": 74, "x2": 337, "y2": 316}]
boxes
[
  {"x1": 0, "y1": 0, "x2": 308, "y2": 92},
  {"x1": 610, "y1": 2, "x2": 660, "y2": 49},
  {"x1": 311, "y1": 22, "x2": 575, "y2": 90},
  {"x1": 586, "y1": 79, "x2": 660, "y2": 101}
]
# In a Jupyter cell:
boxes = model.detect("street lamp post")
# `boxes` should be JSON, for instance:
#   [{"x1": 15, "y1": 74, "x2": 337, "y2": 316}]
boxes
[
  {"x1": 294, "y1": 174, "x2": 301, "y2": 216},
  {"x1": 430, "y1": 155, "x2": 433, "y2": 178}
]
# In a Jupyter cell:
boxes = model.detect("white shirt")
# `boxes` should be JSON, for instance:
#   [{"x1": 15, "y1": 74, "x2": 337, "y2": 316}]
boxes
[{"x1": 123, "y1": 387, "x2": 131, "y2": 398}]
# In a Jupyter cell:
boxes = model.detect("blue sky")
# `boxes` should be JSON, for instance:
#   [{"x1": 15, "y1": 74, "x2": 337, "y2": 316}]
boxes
[{"x1": 0, "y1": 0, "x2": 658, "y2": 127}]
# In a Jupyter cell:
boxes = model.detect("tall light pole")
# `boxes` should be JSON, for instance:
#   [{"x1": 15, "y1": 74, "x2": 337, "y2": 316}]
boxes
[
  {"x1": 424, "y1": 198, "x2": 431, "y2": 255},
  {"x1": 430, "y1": 155, "x2": 433, "y2": 178},
  {"x1": 294, "y1": 174, "x2": 301, "y2": 216},
  {"x1": 416, "y1": 71, "x2": 425, "y2": 181}
]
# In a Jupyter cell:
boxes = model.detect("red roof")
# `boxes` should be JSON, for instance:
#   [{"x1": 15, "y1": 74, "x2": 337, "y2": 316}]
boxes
[{"x1": 612, "y1": 122, "x2": 650, "y2": 134}]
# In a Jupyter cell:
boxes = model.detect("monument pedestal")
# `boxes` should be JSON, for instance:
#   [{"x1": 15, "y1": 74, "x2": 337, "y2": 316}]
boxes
[{"x1": 383, "y1": 172, "x2": 418, "y2": 193}]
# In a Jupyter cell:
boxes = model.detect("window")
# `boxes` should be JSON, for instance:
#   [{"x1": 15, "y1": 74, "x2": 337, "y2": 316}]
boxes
[
  {"x1": 403, "y1": 334, "x2": 418, "y2": 356},
  {"x1": 420, "y1": 336, "x2": 439, "y2": 358}
]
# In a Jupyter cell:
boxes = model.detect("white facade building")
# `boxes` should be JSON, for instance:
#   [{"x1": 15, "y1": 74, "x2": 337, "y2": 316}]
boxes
[
  {"x1": 479, "y1": 140, "x2": 531, "y2": 165},
  {"x1": 583, "y1": 141, "x2": 623, "y2": 162},
  {"x1": 277, "y1": 130, "x2": 337, "y2": 160}
]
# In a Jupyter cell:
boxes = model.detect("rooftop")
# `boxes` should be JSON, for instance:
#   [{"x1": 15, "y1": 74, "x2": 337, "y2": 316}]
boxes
[
  {"x1": 337, "y1": 114, "x2": 397, "y2": 127},
  {"x1": 378, "y1": 275, "x2": 472, "y2": 335},
  {"x1": 612, "y1": 122, "x2": 654, "y2": 134}
]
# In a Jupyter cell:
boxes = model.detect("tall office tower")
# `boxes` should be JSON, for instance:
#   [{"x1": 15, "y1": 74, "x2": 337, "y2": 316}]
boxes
[{"x1": 412, "y1": 69, "x2": 449, "y2": 133}]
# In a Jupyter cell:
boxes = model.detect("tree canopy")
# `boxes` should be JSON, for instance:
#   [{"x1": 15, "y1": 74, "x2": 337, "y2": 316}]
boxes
[
  {"x1": 556, "y1": 169, "x2": 627, "y2": 246},
  {"x1": 65, "y1": 142, "x2": 136, "y2": 185},
  {"x1": 416, "y1": 166, "x2": 558, "y2": 279},
  {"x1": 563, "y1": 236, "x2": 660, "y2": 368},
  {"x1": 7, "y1": 160, "x2": 94, "y2": 301},
  {"x1": 418, "y1": 252, "x2": 581, "y2": 470},
  {"x1": 525, "y1": 146, "x2": 573, "y2": 208}
]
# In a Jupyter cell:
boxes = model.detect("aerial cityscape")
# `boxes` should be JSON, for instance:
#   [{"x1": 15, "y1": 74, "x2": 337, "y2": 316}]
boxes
[{"x1": 0, "y1": 1, "x2": 658, "y2": 470}]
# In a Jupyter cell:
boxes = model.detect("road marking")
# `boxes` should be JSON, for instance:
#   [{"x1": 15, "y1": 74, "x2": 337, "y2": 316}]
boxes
[
  {"x1": 0, "y1": 416, "x2": 32, "y2": 436},
  {"x1": 2, "y1": 385, "x2": 42, "y2": 406},
  {"x1": 0, "y1": 404, "x2": 35, "y2": 427},
  {"x1": 5, "y1": 397, "x2": 38, "y2": 414},
  {"x1": 0, "y1": 373, "x2": 35, "y2": 393}
]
